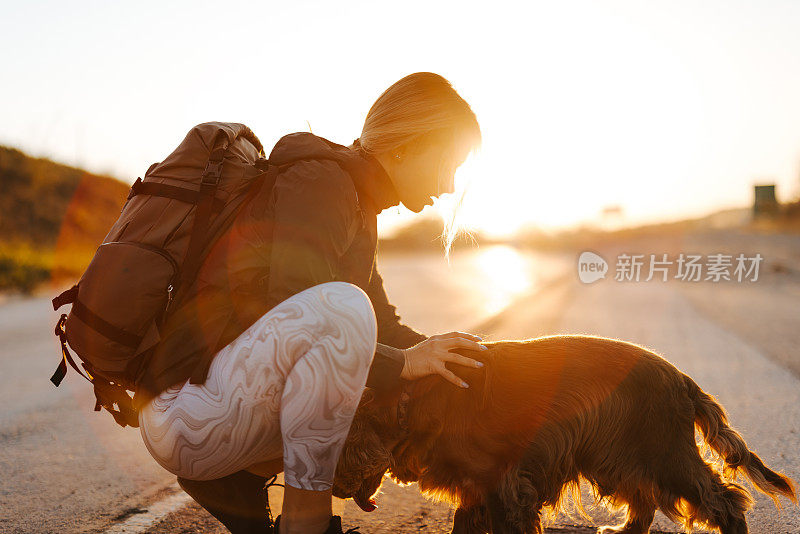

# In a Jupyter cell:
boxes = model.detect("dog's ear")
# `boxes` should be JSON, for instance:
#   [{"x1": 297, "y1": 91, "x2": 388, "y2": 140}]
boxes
[
  {"x1": 389, "y1": 417, "x2": 443, "y2": 484},
  {"x1": 360, "y1": 384, "x2": 418, "y2": 437},
  {"x1": 358, "y1": 388, "x2": 377, "y2": 408}
]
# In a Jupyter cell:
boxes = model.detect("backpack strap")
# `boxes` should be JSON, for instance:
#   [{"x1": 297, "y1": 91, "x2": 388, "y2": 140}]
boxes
[
  {"x1": 52, "y1": 283, "x2": 143, "y2": 349},
  {"x1": 175, "y1": 147, "x2": 285, "y2": 300},
  {"x1": 51, "y1": 292, "x2": 140, "y2": 428},
  {"x1": 52, "y1": 283, "x2": 79, "y2": 310},
  {"x1": 176, "y1": 144, "x2": 227, "y2": 295},
  {"x1": 127, "y1": 178, "x2": 226, "y2": 211},
  {"x1": 73, "y1": 299, "x2": 144, "y2": 348},
  {"x1": 50, "y1": 312, "x2": 94, "y2": 387},
  {"x1": 92, "y1": 379, "x2": 140, "y2": 428}
]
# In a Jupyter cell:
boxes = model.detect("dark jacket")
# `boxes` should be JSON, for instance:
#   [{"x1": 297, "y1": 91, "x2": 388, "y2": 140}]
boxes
[{"x1": 132, "y1": 132, "x2": 428, "y2": 410}]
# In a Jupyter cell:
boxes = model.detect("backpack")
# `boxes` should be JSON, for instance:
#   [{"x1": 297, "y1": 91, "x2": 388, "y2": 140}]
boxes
[{"x1": 50, "y1": 122, "x2": 303, "y2": 428}]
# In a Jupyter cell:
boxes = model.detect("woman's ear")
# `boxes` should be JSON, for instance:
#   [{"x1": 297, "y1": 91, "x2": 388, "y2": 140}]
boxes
[{"x1": 390, "y1": 136, "x2": 431, "y2": 166}]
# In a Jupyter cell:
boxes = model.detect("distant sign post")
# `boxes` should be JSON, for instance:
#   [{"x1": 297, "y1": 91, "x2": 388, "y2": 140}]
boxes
[{"x1": 753, "y1": 184, "x2": 778, "y2": 218}]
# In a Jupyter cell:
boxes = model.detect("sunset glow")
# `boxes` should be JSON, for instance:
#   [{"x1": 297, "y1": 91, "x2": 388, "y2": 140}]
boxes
[{"x1": 3, "y1": 1, "x2": 800, "y2": 238}]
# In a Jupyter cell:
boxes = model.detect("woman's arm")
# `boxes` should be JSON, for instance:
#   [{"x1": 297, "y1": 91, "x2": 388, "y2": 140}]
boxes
[
  {"x1": 364, "y1": 264, "x2": 428, "y2": 391},
  {"x1": 366, "y1": 264, "x2": 428, "y2": 348},
  {"x1": 364, "y1": 263, "x2": 487, "y2": 390}
]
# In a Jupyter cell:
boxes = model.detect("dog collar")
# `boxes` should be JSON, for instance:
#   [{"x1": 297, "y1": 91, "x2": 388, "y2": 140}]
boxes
[{"x1": 396, "y1": 381, "x2": 416, "y2": 433}]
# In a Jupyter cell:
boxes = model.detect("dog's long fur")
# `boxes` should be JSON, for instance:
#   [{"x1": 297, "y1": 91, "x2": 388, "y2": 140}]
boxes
[{"x1": 332, "y1": 335, "x2": 797, "y2": 534}]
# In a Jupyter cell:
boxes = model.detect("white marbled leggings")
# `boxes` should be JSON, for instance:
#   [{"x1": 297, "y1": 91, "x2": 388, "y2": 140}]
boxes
[{"x1": 138, "y1": 282, "x2": 378, "y2": 491}]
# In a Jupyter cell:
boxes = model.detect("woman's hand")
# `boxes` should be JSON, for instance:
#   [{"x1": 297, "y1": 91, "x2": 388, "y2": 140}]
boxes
[{"x1": 400, "y1": 332, "x2": 487, "y2": 388}]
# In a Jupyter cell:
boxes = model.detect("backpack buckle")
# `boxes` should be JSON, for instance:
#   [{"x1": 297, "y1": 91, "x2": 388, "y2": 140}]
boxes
[{"x1": 202, "y1": 160, "x2": 223, "y2": 184}]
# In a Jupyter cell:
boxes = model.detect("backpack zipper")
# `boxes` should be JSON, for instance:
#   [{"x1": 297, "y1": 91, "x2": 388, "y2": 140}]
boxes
[
  {"x1": 101, "y1": 241, "x2": 180, "y2": 314},
  {"x1": 102, "y1": 241, "x2": 179, "y2": 276}
]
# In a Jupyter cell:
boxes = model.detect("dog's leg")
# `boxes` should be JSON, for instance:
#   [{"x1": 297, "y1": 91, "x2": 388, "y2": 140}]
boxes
[
  {"x1": 597, "y1": 488, "x2": 655, "y2": 534},
  {"x1": 653, "y1": 450, "x2": 751, "y2": 534},
  {"x1": 487, "y1": 490, "x2": 529, "y2": 534},
  {"x1": 451, "y1": 503, "x2": 490, "y2": 534}
]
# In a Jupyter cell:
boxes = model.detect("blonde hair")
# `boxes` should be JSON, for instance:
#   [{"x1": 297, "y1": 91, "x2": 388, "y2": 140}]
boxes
[{"x1": 357, "y1": 72, "x2": 481, "y2": 257}]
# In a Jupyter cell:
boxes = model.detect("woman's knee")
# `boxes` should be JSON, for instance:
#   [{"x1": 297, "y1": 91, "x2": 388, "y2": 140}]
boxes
[
  {"x1": 311, "y1": 282, "x2": 377, "y2": 358},
  {"x1": 317, "y1": 281, "x2": 375, "y2": 321},
  {"x1": 287, "y1": 282, "x2": 376, "y2": 342}
]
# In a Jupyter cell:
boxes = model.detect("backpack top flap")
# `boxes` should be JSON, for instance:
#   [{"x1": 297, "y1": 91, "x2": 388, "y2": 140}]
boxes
[{"x1": 146, "y1": 122, "x2": 263, "y2": 186}]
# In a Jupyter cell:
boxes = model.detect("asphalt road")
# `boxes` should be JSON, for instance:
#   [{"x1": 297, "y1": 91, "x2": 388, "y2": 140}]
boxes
[{"x1": 2, "y1": 242, "x2": 799, "y2": 533}]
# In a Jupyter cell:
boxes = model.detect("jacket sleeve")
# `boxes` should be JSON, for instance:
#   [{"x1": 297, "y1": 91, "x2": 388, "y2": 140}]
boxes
[{"x1": 363, "y1": 262, "x2": 429, "y2": 391}]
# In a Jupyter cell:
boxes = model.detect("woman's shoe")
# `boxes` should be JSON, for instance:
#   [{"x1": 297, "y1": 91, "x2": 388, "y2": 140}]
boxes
[
  {"x1": 177, "y1": 470, "x2": 273, "y2": 534},
  {"x1": 273, "y1": 514, "x2": 362, "y2": 534},
  {"x1": 325, "y1": 515, "x2": 362, "y2": 533}
]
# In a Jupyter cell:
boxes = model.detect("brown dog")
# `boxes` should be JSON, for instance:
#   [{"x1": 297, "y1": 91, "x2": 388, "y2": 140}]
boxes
[{"x1": 332, "y1": 335, "x2": 797, "y2": 534}]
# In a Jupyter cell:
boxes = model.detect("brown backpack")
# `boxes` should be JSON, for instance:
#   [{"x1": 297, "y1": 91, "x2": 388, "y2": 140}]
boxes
[{"x1": 50, "y1": 122, "x2": 309, "y2": 428}]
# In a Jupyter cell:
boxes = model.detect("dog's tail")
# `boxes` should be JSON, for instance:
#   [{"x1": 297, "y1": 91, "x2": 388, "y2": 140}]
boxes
[{"x1": 685, "y1": 375, "x2": 797, "y2": 507}]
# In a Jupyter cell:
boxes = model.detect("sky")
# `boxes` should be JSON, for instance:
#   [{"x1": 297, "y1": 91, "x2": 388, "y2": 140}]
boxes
[{"x1": 3, "y1": 0, "x2": 800, "y2": 237}]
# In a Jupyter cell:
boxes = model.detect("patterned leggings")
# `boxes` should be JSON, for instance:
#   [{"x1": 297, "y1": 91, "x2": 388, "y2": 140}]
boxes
[{"x1": 138, "y1": 282, "x2": 378, "y2": 491}]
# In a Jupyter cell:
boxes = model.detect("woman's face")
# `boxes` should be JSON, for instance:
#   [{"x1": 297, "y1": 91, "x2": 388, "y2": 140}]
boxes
[{"x1": 378, "y1": 137, "x2": 471, "y2": 213}]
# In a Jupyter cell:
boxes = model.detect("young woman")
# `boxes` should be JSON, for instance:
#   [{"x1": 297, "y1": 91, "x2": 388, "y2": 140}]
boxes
[{"x1": 135, "y1": 72, "x2": 485, "y2": 534}]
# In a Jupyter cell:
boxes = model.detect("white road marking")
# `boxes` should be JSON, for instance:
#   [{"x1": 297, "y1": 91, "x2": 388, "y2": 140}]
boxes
[{"x1": 103, "y1": 484, "x2": 192, "y2": 533}]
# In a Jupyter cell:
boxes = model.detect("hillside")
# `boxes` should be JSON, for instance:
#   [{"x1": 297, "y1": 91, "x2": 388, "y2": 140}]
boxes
[{"x1": 0, "y1": 146, "x2": 129, "y2": 293}]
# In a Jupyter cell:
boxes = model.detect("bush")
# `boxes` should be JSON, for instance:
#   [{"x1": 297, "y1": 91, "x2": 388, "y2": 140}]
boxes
[{"x1": 0, "y1": 243, "x2": 52, "y2": 294}]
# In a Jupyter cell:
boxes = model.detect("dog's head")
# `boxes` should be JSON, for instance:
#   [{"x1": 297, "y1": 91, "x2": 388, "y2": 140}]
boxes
[
  {"x1": 332, "y1": 351, "x2": 492, "y2": 510},
  {"x1": 331, "y1": 386, "x2": 407, "y2": 511}
]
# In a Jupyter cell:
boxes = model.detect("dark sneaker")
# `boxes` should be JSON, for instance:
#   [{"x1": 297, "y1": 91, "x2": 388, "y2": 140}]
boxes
[
  {"x1": 177, "y1": 471, "x2": 275, "y2": 534},
  {"x1": 273, "y1": 514, "x2": 362, "y2": 533}
]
